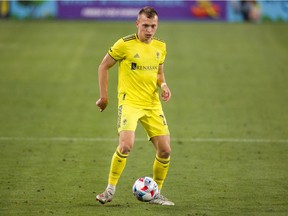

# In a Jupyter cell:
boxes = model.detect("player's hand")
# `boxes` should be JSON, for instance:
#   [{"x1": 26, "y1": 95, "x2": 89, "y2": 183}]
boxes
[
  {"x1": 160, "y1": 83, "x2": 171, "y2": 102},
  {"x1": 96, "y1": 98, "x2": 108, "y2": 112}
]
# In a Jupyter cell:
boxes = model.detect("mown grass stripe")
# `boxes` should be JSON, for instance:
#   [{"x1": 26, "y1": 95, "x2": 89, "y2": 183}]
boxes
[{"x1": 0, "y1": 136, "x2": 287, "y2": 143}]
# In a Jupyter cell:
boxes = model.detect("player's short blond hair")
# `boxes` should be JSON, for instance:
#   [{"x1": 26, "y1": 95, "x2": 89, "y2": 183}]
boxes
[{"x1": 138, "y1": 6, "x2": 158, "y2": 19}]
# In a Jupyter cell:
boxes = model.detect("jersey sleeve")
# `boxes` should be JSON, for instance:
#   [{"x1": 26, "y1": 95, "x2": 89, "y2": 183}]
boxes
[
  {"x1": 159, "y1": 42, "x2": 166, "y2": 65},
  {"x1": 108, "y1": 38, "x2": 126, "y2": 61}
]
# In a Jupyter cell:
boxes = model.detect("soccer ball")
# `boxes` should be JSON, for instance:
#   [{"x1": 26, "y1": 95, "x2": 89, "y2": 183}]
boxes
[{"x1": 132, "y1": 177, "x2": 159, "y2": 202}]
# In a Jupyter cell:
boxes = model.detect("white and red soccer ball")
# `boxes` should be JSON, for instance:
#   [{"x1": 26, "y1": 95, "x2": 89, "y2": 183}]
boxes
[{"x1": 132, "y1": 177, "x2": 159, "y2": 202}]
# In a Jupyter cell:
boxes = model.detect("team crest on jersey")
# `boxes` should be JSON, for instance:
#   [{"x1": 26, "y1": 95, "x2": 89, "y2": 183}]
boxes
[
  {"x1": 156, "y1": 52, "x2": 160, "y2": 60},
  {"x1": 134, "y1": 53, "x2": 140, "y2": 58}
]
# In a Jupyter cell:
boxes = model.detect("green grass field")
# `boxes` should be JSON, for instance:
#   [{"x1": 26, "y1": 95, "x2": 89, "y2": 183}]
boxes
[{"x1": 0, "y1": 20, "x2": 288, "y2": 216}]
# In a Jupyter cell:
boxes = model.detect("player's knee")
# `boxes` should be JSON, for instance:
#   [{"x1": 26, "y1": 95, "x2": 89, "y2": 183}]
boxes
[
  {"x1": 118, "y1": 131, "x2": 135, "y2": 154},
  {"x1": 118, "y1": 141, "x2": 133, "y2": 154},
  {"x1": 157, "y1": 146, "x2": 171, "y2": 158}
]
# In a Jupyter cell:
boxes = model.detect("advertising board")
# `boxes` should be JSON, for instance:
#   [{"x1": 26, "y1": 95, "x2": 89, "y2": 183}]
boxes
[{"x1": 57, "y1": 1, "x2": 227, "y2": 21}]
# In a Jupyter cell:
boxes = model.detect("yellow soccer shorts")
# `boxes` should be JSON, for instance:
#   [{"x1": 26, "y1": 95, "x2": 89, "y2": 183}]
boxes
[{"x1": 117, "y1": 104, "x2": 170, "y2": 139}]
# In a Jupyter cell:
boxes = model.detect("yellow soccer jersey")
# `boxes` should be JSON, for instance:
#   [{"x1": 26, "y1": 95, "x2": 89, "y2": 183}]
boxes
[{"x1": 108, "y1": 34, "x2": 166, "y2": 109}]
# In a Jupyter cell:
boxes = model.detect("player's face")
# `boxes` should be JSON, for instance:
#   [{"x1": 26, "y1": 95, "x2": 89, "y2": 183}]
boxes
[{"x1": 136, "y1": 14, "x2": 158, "y2": 43}]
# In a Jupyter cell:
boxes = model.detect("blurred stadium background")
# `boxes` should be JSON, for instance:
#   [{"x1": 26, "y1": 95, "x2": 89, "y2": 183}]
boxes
[{"x1": 1, "y1": 0, "x2": 288, "y2": 22}]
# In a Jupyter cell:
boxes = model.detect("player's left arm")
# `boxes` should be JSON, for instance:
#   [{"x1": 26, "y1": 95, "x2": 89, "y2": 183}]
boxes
[{"x1": 157, "y1": 64, "x2": 171, "y2": 102}]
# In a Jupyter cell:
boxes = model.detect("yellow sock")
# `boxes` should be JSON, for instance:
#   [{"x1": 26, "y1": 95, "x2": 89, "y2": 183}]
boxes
[
  {"x1": 153, "y1": 155, "x2": 170, "y2": 190},
  {"x1": 108, "y1": 147, "x2": 128, "y2": 186}
]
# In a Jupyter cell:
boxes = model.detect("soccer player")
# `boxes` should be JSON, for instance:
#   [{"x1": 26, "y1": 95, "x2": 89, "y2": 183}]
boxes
[{"x1": 95, "y1": 6, "x2": 174, "y2": 206}]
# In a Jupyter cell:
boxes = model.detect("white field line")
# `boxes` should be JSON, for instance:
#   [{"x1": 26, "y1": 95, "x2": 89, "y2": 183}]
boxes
[{"x1": 0, "y1": 136, "x2": 288, "y2": 143}]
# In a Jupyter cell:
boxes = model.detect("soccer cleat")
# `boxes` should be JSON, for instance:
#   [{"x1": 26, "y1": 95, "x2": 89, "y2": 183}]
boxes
[
  {"x1": 96, "y1": 190, "x2": 114, "y2": 204},
  {"x1": 149, "y1": 194, "x2": 175, "y2": 206}
]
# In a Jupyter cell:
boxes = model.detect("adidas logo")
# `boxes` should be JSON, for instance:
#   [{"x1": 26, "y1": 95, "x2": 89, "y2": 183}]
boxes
[{"x1": 134, "y1": 53, "x2": 140, "y2": 58}]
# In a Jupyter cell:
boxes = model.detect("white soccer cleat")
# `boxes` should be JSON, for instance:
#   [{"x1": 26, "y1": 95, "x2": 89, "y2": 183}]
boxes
[
  {"x1": 149, "y1": 194, "x2": 175, "y2": 206},
  {"x1": 96, "y1": 189, "x2": 114, "y2": 204}
]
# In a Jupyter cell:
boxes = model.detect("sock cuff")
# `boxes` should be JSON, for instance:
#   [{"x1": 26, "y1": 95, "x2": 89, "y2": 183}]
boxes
[
  {"x1": 155, "y1": 155, "x2": 170, "y2": 164},
  {"x1": 116, "y1": 147, "x2": 128, "y2": 158}
]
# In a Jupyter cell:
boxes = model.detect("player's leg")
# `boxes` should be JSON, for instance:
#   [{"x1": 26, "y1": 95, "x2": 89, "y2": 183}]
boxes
[
  {"x1": 96, "y1": 105, "x2": 141, "y2": 204},
  {"x1": 140, "y1": 109, "x2": 174, "y2": 205},
  {"x1": 96, "y1": 131, "x2": 135, "y2": 204},
  {"x1": 140, "y1": 108, "x2": 171, "y2": 190},
  {"x1": 150, "y1": 135, "x2": 174, "y2": 205},
  {"x1": 108, "y1": 131, "x2": 135, "y2": 187},
  {"x1": 110, "y1": 104, "x2": 141, "y2": 185},
  {"x1": 151, "y1": 135, "x2": 171, "y2": 190}
]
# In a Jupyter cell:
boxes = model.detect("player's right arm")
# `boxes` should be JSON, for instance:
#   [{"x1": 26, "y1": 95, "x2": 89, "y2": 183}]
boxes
[{"x1": 96, "y1": 53, "x2": 117, "y2": 112}]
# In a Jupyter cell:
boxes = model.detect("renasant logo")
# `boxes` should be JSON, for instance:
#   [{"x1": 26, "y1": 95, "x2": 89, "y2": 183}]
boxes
[{"x1": 131, "y1": 63, "x2": 158, "y2": 71}]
